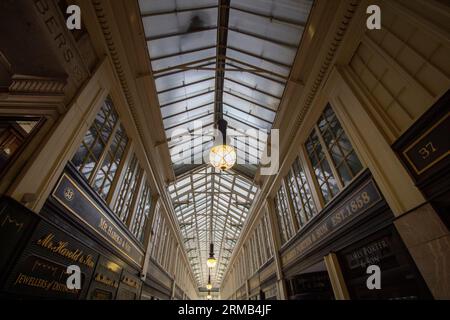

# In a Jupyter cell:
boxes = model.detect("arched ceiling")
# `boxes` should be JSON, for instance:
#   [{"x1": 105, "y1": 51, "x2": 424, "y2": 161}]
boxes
[{"x1": 137, "y1": 0, "x2": 313, "y2": 289}]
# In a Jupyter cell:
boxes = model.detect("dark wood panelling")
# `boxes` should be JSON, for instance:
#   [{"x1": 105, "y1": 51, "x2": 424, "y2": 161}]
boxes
[
  {"x1": 50, "y1": 166, "x2": 145, "y2": 268},
  {"x1": 3, "y1": 219, "x2": 98, "y2": 299},
  {"x1": 0, "y1": 197, "x2": 39, "y2": 286}
]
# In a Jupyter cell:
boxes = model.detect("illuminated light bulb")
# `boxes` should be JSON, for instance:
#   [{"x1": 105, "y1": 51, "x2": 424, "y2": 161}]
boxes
[
  {"x1": 209, "y1": 119, "x2": 236, "y2": 171},
  {"x1": 206, "y1": 256, "x2": 217, "y2": 268},
  {"x1": 209, "y1": 144, "x2": 236, "y2": 171}
]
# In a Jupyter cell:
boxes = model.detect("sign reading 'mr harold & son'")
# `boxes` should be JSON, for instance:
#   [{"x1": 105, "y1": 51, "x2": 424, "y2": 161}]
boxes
[
  {"x1": 52, "y1": 173, "x2": 144, "y2": 267},
  {"x1": 5, "y1": 220, "x2": 98, "y2": 299}
]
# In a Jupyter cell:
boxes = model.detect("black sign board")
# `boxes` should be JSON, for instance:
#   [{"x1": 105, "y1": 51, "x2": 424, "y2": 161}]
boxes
[
  {"x1": 287, "y1": 178, "x2": 383, "y2": 260},
  {"x1": 402, "y1": 113, "x2": 449, "y2": 176},
  {"x1": 4, "y1": 220, "x2": 98, "y2": 299},
  {"x1": 86, "y1": 256, "x2": 122, "y2": 300},
  {"x1": 345, "y1": 236, "x2": 392, "y2": 270},
  {"x1": 337, "y1": 227, "x2": 432, "y2": 300},
  {"x1": 52, "y1": 173, "x2": 144, "y2": 268},
  {"x1": 288, "y1": 271, "x2": 334, "y2": 300},
  {"x1": 393, "y1": 90, "x2": 450, "y2": 184},
  {"x1": 0, "y1": 197, "x2": 38, "y2": 277}
]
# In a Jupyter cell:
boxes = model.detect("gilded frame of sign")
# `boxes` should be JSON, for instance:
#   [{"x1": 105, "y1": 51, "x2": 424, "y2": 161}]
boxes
[
  {"x1": 52, "y1": 173, "x2": 144, "y2": 268},
  {"x1": 402, "y1": 112, "x2": 450, "y2": 175}
]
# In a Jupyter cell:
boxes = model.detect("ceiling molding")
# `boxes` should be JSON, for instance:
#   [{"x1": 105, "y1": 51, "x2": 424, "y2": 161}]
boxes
[{"x1": 9, "y1": 74, "x2": 66, "y2": 95}]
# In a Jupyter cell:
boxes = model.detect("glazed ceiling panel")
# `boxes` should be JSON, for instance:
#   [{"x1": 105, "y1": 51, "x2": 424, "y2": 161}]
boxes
[
  {"x1": 168, "y1": 166, "x2": 258, "y2": 288},
  {"x1": 138, "y1": 0, "x2": 314, "y2": 288}
]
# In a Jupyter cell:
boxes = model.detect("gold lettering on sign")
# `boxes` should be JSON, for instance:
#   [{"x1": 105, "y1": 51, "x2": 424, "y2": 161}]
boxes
[
  {"x1": 98, "y1": 218, "x2": 132, "y2": 254},
  {"x1": 418, "y1": 142, "x2": 437, "y2": 160},
  {"x1": 36, "y1": 234, "x2": 95, "y2": 268},
  {"x1": 95, "y1": 273, "x2": 118, "y2": 288},
  {"x1": 284, "y1": 180, "x2": 381, "y2": 264},
  {"x1": 122, "y1": 276, "x2": 139, "y2": 289},
  {"x1": 31, "y1": 260, "x2": 60, "y2": 277},
  {"x1": 13, "y1": 273, "x2": 79, "y2": 293},
  {"x1": 14, "y1": 273, "x2": 50, "y2": 289}
]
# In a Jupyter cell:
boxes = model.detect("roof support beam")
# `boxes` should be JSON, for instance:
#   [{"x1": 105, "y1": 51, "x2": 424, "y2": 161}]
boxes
[
  {"x1": 224, "y1": 90, "x2": 277, "y2": 113},
  {"x1": 224, "y1": 77, "x2": 282, "y2": 100},
  {"x1": 146, "y1": 26, "x2": 217, "y2": 41},
  {"x1": 229, "y1": 6, "x2": 307, "y2": 28},
  {"x1": 214, "y1": 0, "x2": 231, "y2": 122},
  {"x1": 226, "y1": 45, "x2": 292, "y2": 68},
  {"x1": 226, "y1": 26, "x2": 298, "y2": 49},
  {"x1": 154, "y1": 62, "x2": 215, "y2": 80},
  {"x1": 151, "y1": 45, "x2": 217, "y2": 61},
  {"x1": 141, "y1": 5, "x2": 218, "y2": 18},
  {"x1": 167, "y1": 122, "x2": 215, "y2": 142},
  {"x1": 225, "y1": 56, "x2": 288, "y2": 80},
  {"x1": 153, "y1": 56, "x2": 217, "y2": 75},
  {"x1": 162, "y1": 102, "x2": 213, "y2": 121},
  {"x1": 223, "y1": 102, "x2": 273, "y2": 124},
  {"x1": 165, "y1": 112, "x2": 214, "y2": 131},
  {"x1": 158, "y1": 77, "x2": 216, "y2": 95},
  {"x1": 160, "y1": 90, "x2": 214, "y2": 108},
  {"x1": 225, "y1": 61, "x2": 286, "y2": 85}
]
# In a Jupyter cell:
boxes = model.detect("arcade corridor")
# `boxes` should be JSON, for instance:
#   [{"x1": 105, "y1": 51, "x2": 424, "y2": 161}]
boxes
[{"x1": 0, "y1": 0, "x2": 449, "y2": 301}]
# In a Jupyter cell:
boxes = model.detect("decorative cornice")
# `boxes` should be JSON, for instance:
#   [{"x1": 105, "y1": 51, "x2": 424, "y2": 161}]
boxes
[
  {"x1": 9, "y1": 75, "x2": 66, "y2": 95},
  {"x1": 292, "y1": 0, "x2": 360, "y2": 142},
  {"x1": 92, "y1": 0, "x2": 137, "y2": 116}
]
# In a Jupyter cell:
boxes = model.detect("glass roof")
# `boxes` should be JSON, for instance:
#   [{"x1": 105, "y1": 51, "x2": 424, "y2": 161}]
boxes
[
  {"x1": 138, "y1": 0, "x2": 313, "y2": 288},
  {"x1": 168, "y1": 166, "x2": 258, "y2": 288}
]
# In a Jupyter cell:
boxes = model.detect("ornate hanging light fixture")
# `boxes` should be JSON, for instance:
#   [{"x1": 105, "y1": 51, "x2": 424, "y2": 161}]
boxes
[
  {"x1": 206, "y1": 243, "x2": 217, "y2": 268},
  {"x1": 209, "y1": 119, "x2": 236, "y2": 171},
  {"x1": 206, "y1": 271, "x2": 212, "y2": 290}
]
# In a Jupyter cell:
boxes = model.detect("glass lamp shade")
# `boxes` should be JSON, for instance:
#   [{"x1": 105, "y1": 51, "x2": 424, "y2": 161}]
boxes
[
  {"x1": 207, "y1": 294, "x2": 212, "y2": 300},
  {"x1": 209, "y1": 144, "x2": 236, "y2": 171},
  {"x1": 206, "y1": 256, "x2": 217, "y2": 268},
  {"x1": 206, "y1": 283, "x2": 212, "y2": 290}
]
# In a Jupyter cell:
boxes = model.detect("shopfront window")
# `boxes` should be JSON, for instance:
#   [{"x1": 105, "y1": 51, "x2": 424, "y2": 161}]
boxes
[
  {"x1": 274, "y1": 184, "x2": 295, "y2": 244},
  {"x1": 305, "y1": 105, "x2": 363, "y2": 204},
  {"x1": 318, "y1": 105, "x2": 363, "y2": 186},
  {"x1": 149, "y1": 208, "x2": 162, "y2": 259},
  {"x1": 114, "y1": 154, "x2": 142, "y2": 224},
  {"x1": 286, "y1": 157, "x2": 317, "y2": 227},
  {"x1": 131, "y1": 182, "x2": 152, "y2": 243},
  {"x1": 72, "y1": 96, "x2": 129, "y2": 200},
  {"x1": 262, "y1": 213, "x2": 273, "y2": 259}
]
